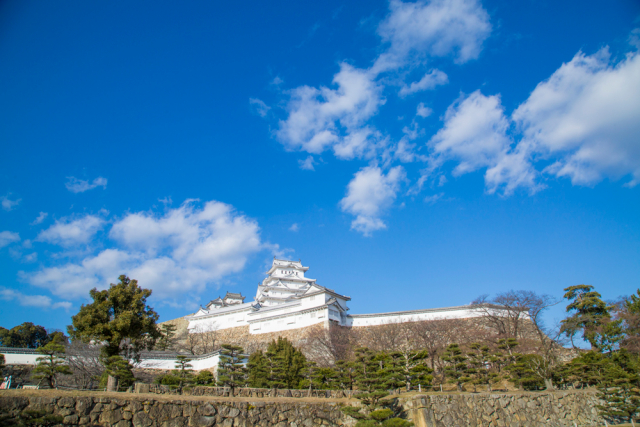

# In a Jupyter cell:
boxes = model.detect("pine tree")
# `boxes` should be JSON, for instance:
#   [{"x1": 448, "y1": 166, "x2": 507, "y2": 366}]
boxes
[
  {"x1": 467, "y1": 343, "x2": 491, "y2": 392},
  {"x1": 157, "y1": 324, "x2": 177, "y2": 351},
  {"x1": 596, "y1": 349, "x2": 640, "y2": 424},
  {"x1": 32, "y1": 337, "x2": 72, "y2": 388},
  {"x1": 335, "y1": 359, "x2": 357, "y2": 390},
  {"x1": 562, "y1": 284, "x2": 615, "y2": 350},
  {"x1": 175, "y1": 355, "x2": 193, "y2": 379},
  {"x1": 394, "y1": 349, "x2": 433, "y2": 391},
  {"x1": 265, "y1": 337, "x2": 306, "y2": 389},
  {"x1": 442, "y1": 343, "x2": 470, "y2": 392},
  {"x1": 247, "y1": 350, "x2": 270, "y2": 388},
  {"x1": 217, "y1": 344, "x2": 247, "y2": 389},
  {"x1": 100, "y1": 356, "x2": 136, "y2": 390}
]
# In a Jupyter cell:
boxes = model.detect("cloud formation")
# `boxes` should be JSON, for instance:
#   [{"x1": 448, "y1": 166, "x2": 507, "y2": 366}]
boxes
[
  {"x1": 25, "y1": 200, "x2": 263, "y2": 300},
  {"x1": 65, "y1": 176, "x2": 108, "y2": 193},
  {"x1": 399, "y1": 69, "x2": 449, "y2": 97},
  {"x1": 0, "y1": 231, "x2": 20, "y2": 248},
  {"x1": 249, "y1": 98, "x2": 271, "y2": 117},
  {"x1": 374, "y1": 0, "x2": 491, "y2": 72},
  {"x1": 427, "y1": 46, "x2": 640, "y2": 193},
  {"x1": 513, "y1": 48, "x2": 640, "y2": 187},
  {"x1": 277, "y1": 64, "x2": 385, "y2": 157},
  {"x1": 37, "y1": 215, "x2": 106, "y2": 247},
  {"x1": 0, "y1": 287, "x2": 71, "y2": 310},
  {"x1": 340, "y1": 165, "x2": 406, "y2": 235},
  {"x1": 273, "y1": 0, "x2": 491, "y2": 163},
  {"x1": 1, "y1": 194, "x2": 21, "y2": 211},
  {"x1": 31, "y1": 212, "x2": 48, "y2": 225}
]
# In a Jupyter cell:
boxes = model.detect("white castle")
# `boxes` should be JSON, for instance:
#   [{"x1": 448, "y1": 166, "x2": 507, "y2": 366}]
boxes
[{"x1": 186, "y1": 258, "x2": 486, "y2": 335}]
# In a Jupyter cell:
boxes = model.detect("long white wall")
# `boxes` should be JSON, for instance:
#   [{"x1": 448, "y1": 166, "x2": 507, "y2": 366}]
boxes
[
  {"x1": 1, "y1": 348, "x2": 220, "y2": 372},
  {"x1": 346, "y1": 306, "x2": 485, "y2": 327},
  {"x1": 135, "y1": 352, "x2": 220, "y2": 371}
]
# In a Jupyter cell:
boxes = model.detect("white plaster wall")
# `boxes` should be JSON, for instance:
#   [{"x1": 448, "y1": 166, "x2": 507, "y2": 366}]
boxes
[
  {"x1": 348, "y1": 307, "x2": 484, "y2": 327},
  {"x1": 136, "y1": 353, "x2": 220, "y2": 371},
  {"x1": 249, "y1": 308, "x2": 327, "y2": 334},
  {"x1": 1, "y1": 352, "x2": 40, "y2": 365}
]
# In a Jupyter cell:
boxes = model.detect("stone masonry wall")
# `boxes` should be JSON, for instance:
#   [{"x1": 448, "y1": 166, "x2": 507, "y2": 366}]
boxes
[
  {"x1": 0, "y1": 390, "x2": 604, "y2": 427},
  {"x1": 401, "y1": 391, "x2": 603, "y2": 427},
  {"x1": 136, "y1": 384, "x2": 359, "y2": 399},
  {"x1": 0, "y1": 394, "x2": 352, "y2": 427}
]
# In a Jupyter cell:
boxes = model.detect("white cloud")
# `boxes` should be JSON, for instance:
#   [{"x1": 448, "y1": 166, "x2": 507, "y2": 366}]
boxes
[
  {"x1": 37, "y1": 214, "x2": 106, "y2": 247},
  {"x1": 0, "y1": 231, "x2": 20, "y2": 248},
  {"x1": 25, "y1": 200, "x2": 263, "y2": 299},
  {"x1": 424, "y1": 193, "x2": 445, "y2": 203},
  {"x1": 429, "y1": 91, "x2": 511, "y2": 175},
  {"x1": 513, "y1": 48, "x2": 640, "y2": 187},
  {"x1": 340, "y1": 165, "x2": 406, "y2": 235},
  {"x1": 23, "y1": 252, "x2": 37, "y2": 263},
  {"x1": 399, "y1": 69, "x2": 449, "y2": 97},
  {"x1": 373, "y1": 0, "x2": 491, "y2": 73},
  {"x1": 1, "y1": 194, "x2": 21, "y2": 211},
  {"x1": 416, "y1": 103, "x2": 433, "y2": 118},
  {"x1": 249, "y1": 98, "x2": 271, "y2": 117},
  {"x1": 298, "y1": 156, "x2": 316, "y2": 171},
  {"x1": 0, "y1": 287, "x2": 71, "y2": 310},
  {"x1": 289, "y1": 223, "x2": 300, "y2": 232},
  {"x1": 31, "y1": 212, "x2": 48, "y2": 225},
  {"x1": 428, "y1": 90, "x2": 539, "y2": 195},
  {"x1": 65, "y1": 176, "x2": 108, "y2": 193},
  {"x1": 277, "y1": 63, "x2": 385, "y2": 156}
]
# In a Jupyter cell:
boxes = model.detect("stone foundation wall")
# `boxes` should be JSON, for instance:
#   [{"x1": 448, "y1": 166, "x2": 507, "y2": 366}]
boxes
[
  {"x1": 136, "y1": 384, "x2": 359, "y2": 399},
  {"x1": 0, "y1": 394, "x2": 352, "y2": 427},
  {"x1": 0, "y1": 390, "x2": 604, "y2": 427},
  {"x1": 401, "y1": 391, "x2": 603, "y2": 427}
]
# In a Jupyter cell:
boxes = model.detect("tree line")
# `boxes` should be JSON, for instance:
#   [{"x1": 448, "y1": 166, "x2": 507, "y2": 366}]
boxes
[{"x1": 1, "y1": 276, "x2": 639, "y2": 424}]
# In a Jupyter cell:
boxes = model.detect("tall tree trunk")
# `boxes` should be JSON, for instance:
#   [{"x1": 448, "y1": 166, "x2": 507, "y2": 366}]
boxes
[{"x1": 544, "y1": 378, "x2": 555, "y2": 390}]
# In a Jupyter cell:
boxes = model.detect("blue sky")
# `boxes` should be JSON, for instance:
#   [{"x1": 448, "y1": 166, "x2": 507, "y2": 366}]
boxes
[{"x1": 1, "y1": 0, "x2": 639, "y2": 333}]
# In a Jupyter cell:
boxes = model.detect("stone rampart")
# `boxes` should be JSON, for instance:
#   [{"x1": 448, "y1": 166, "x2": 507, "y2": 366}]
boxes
[
  {"x1": 0, "y1": 394, "x2": 352, "y2": 427},
  {"x1": 400, "y1": 391, "x2": 603, "y2": 427},
  {"x1": 135, "y1": 383, "x2": 359, "y2": 399},
  {"x1": 0, "y1": 390, "x2": 604, "y2": 427}
]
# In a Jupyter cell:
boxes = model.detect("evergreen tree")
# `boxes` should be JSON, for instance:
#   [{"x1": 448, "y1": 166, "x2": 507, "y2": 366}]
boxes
[
  {"x1": 300, "y1": 361, "x2": 318, "y2": 392},
  {"x1": 68, "y1": 275, "x2": 161, "y2": 359},
  {"x1": 313, "y1": 367, "x2": 339, "y2": 390},
  {"x1": 0, "y1": 322, "x2": 58, "y2": 348},
  {"x1": 561, "y1": 284, "x2": 614, "y2": 350},
  {"x1": 335, "y1": 359, "x2": 357, "y2": 390},
  {"x1": 596, "y1": 350, "x2": 640, "y2": 424},
  {"x1": 467, "y1": 343, "x2": 491, "y2": 392},
  {"x1": 442, "y1": 344, "x2": 470, "y2": 392},
  {"x1": 505, "y1": 354, "x2": 545, "y2": 390},
  {"x1": 157, "y1": 324, "x2": 177, "y2": 351},
  {"x1": 32, "y1": 337, "x2": 72, "y2": 388},
  {"x1": 100, "y1": 356, "x2": 136, "y2": 390},
  {"x1": 0, "y1": 354, "x2": 5, "y2": 374},
  {"x1": 247, "y1": 350, "x2": 270, "y2": 388},
  {"x1": 217, "y1": 344, "x2": 247, "y2": 389},
  {"x1": 175, "y1": 355, "x2": 193, "y2": 379},
  {"x1": 265, "y1": 337, "x2": 306, "y2": 389},
  {"x1": 394, "y1": 350, "x2": 433, "y2": 391},
  {"x1": 556, "y1": 351, "x2": 609, "y2": 388},
  {"x1": 194, "y1": 370, "x2": 215, "y2": 385}
]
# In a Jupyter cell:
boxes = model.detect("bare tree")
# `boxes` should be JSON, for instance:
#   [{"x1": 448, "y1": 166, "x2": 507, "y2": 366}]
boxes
[
  {"x1": 472, "y1": 290, "x2": 552, "y2": 340},
  {"x1": 65, "y1": 341, "x2": 105, "y2": 389},
  {"x1": 199, "y1": 323, "x2": 220, "y2": 354},
  {"x1": 407, "y1": 317, "x2": 481, "y2": 383},
  {"x1": 305, "y1": 322, "x2": 354, "y2": 366}
]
